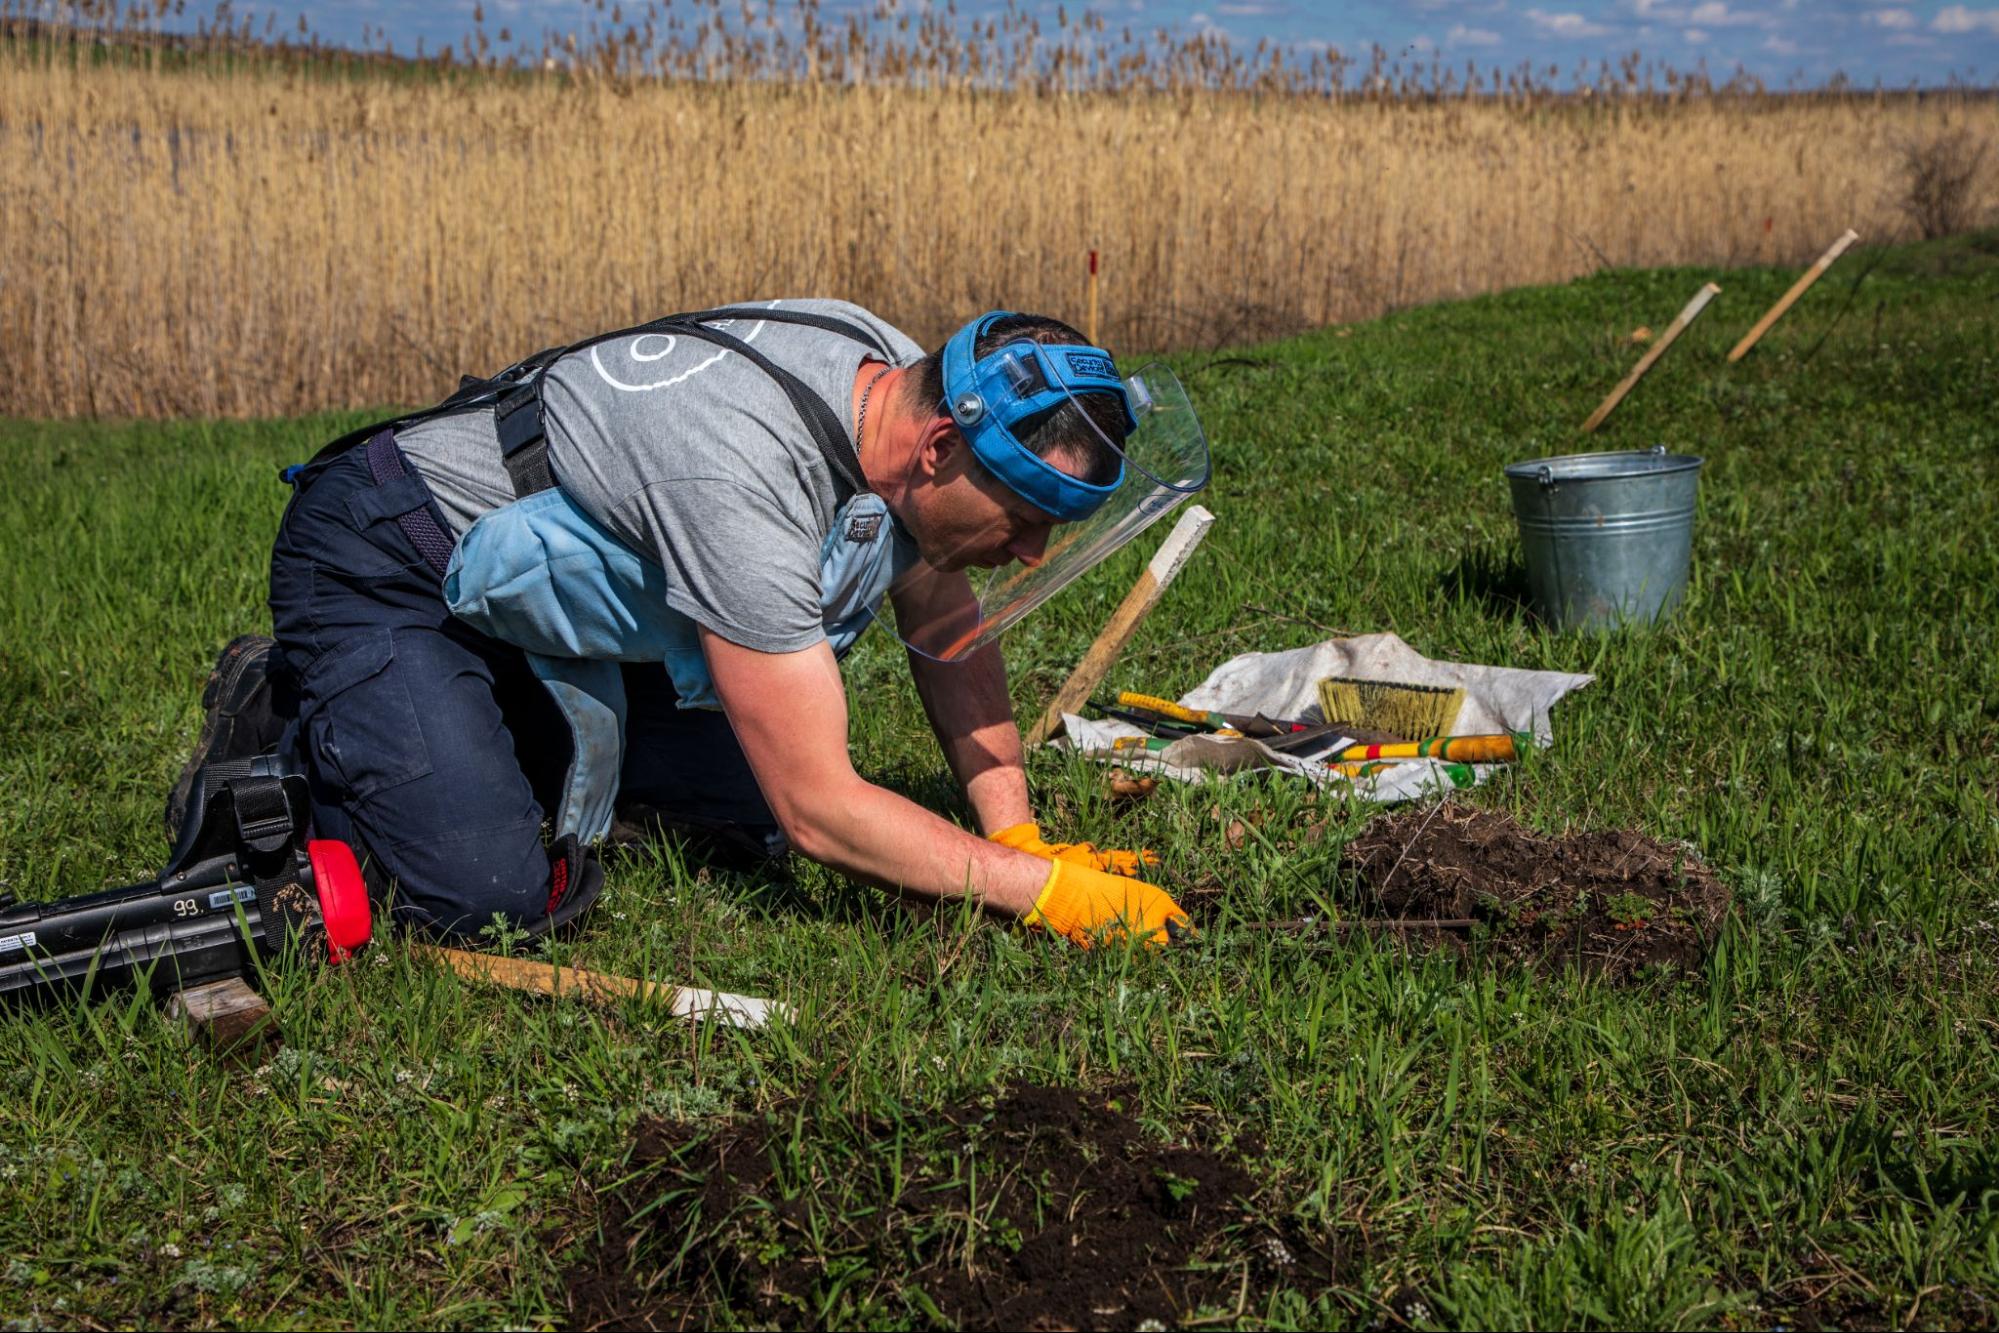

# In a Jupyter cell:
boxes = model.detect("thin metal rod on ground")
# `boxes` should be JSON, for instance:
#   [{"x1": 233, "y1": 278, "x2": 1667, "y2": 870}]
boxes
[
  {"x1": 1581, "y1": 281, "x2": 1721, "y2": 433},
  {"x1": 1025, "y1": 504, "x2": 1215, "y2": 747},
  {"x1": 1727, "y1": 228, "x2": 1860, "y2": 362},
  {"x1": 411, "y1": 944, "x2": 788, "y2": 1028}
]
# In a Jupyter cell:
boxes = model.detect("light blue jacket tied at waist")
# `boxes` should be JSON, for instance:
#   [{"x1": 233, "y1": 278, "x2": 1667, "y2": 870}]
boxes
[{"x1": 442, "y1": 487, "x2": 914, "y2": 845}]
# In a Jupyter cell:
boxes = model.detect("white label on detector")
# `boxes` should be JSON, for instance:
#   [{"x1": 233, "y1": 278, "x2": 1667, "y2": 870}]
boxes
[
  {"x1": 207, "y1": 886, "x2": 257, "y2": 912},
  {"x1": 0, "y1": 931, "x2": 36, "y2": 954}
]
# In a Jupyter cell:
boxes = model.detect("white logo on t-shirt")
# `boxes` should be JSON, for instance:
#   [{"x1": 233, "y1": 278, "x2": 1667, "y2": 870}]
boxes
[{"x1": 587, "y1": 303, "x2": 779, "y2": 393}]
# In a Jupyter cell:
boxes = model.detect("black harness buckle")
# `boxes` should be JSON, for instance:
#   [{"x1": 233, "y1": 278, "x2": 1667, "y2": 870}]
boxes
[{"x1": 495, "y1": 385, "x2": 555, "y2": 497}]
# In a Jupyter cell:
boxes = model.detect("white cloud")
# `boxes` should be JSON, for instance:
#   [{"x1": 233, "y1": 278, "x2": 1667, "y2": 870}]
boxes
[
  {"x1": 1214, "y1": 1, "x2": 1282, "y2": 15},
  {"x1": 1525, "y1": 8, "x2": 1613, "y2": 36},
  {"x1": 1887, "y1": 30, "x2": 1942, "y2": 43},
  {"x1": 1683, "y1": 25, "x2": 1710, "y2": 40},
  {"x1": 1934, "y1": 5, "x2": 1999, "y2": 33},
  {"x1": 1761, "y1": 33, "x2": 1799, "y2": 52},
  {"x1": 1687, "y1": 1, "x2": 1773, "y2": 26},
  {"x1": 1865, "y1": 7, "x2": 1918, "y2": 28},
  {"x1": 1446, "y1": 22, "x2": 1504, "y2": 44}
]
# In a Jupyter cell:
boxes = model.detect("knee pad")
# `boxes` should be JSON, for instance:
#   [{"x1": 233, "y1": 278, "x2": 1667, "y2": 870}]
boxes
[{"x1": 519, "y1": 835, "x2": 604, "y2": 941}]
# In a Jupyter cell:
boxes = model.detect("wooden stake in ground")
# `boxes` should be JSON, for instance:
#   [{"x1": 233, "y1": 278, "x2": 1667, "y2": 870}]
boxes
[
  {"x1": 1085, "y1": 249, "x2": 1101, "y2": 346},
  {"x1": 1727, "y1": 228, "x2": 1860, "y2": 362},
  {"x1": 413, "y1": 944, "x2": 789, "y2": 1029},
  {"x1": 1024, "y1": 504, "x2": 1215, "y2": 748},
  {"x1": 1581, "y1": 281, "x2": 1721, "y2": 433}
]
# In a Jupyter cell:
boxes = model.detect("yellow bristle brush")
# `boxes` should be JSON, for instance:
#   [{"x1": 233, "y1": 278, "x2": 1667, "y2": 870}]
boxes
[{"x1": 1314, "y1": 677, "x2": 1466, "y2": 741}]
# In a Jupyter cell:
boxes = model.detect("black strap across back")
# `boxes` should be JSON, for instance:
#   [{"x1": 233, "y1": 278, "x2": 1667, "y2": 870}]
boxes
[{"x1": 305, "y1": 306, "x2": 896, "y2": 504}]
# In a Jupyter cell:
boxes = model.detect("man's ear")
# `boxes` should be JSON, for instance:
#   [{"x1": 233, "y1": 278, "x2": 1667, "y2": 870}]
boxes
[{"x1": 913, "y1": 414, "x2": 964, "y2": 481}]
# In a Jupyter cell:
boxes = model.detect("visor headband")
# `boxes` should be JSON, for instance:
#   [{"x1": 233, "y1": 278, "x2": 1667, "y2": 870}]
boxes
[{"x1": 940, "y1": 311, "x2": 1133, "y2": 524}]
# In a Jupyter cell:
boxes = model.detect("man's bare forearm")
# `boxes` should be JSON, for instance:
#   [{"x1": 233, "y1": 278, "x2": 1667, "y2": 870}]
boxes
[
  {"x1": 906, "y1": 642, "x2": 1032, "y2": 834},
  {"x1": 789, "y1": 774, "x2": 1048, "y2": 913},
  {"x1": 701, "y1": 628, "x2": 1047, "y2": 913}
]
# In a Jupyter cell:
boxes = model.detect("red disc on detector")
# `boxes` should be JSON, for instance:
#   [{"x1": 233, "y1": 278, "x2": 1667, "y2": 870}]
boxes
[{"x1": 307, "y1": 839, "x2": 371, "y2": 963}]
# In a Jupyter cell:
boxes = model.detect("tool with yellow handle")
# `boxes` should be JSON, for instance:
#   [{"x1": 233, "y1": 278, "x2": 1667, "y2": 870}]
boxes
[
  {"x1": 1330, "y1": 734, "x2": 1521, "y2": 763},
  {"x1": 1115, "y1": 692, "x2": 1236, "y2": 731},
  {"x1": 1113, "y1": 691, "x2": 1337, "y2": 740}
]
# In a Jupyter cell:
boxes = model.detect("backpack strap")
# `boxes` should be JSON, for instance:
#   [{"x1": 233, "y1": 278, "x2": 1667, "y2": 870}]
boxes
[
  {"x1": 499, "y1": 306, "x2": 887, "y2": 502},
  {"x1": 644, "y1": 315, "x2": 871, "y2": 498},
  {"x1": 294, "y1": 308, "x2": 889, "y2": 504},
  {"x1": 675, "y1": 306, "x2": 894, "y2": 361},
  {"x1": 495, "y1": 383, "x2": 554, "y2": 497},
  {"x1": 292, "y1": 342, "x2": 567, "y2": 475}
]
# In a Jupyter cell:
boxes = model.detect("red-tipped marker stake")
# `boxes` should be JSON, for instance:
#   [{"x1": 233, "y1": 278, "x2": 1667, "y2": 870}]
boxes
[{"x1": 1086, "y1": 248, "x2": 1101, "y2": 346}]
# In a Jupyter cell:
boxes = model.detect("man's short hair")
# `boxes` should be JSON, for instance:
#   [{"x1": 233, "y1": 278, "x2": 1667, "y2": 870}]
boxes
[{"x1": 901, "y1": 313, "x2": 1127, "y2": 491}]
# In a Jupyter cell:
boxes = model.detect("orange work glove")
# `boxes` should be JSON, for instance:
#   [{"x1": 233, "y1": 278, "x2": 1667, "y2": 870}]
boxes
[
  {"x1": 1020, "y1": 858, "x2": 1192, "y2": 949},
  {"x1": 987, "y1": 821, "x2": 1159, "y2": 879}
]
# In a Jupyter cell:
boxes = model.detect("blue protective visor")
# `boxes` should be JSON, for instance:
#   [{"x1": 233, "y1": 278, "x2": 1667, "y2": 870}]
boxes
[
  {"x1": 939, "y1": 312, "x2": 1137, "y2": 523},
  {"x1": 875, "y1": 347, "x2": 1213, "y2": 661}
]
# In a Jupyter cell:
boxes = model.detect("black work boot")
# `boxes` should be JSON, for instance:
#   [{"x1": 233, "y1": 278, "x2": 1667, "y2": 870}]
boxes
[
  {"x1": 164, "y1": 635, "x2": 289, "y2": 841},
  {"x1": 609, "y1": 801, "x2": 790, "y2": 872}
]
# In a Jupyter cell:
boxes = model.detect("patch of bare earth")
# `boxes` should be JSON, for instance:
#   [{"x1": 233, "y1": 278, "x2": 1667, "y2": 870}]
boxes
[
  {"x1": 565, "y1": 1084, "x2": 1341, "y2": 1331},
  {"x1": 1342, "y1": 804, "x2": 1732, "y2": 981}
]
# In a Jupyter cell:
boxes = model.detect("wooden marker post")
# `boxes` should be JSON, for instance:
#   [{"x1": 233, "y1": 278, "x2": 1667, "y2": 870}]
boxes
[
  {"x1": 1085, "y1": 249, "x2": 1101, "y2": 346},
  {"x1": 1728, "y1": 228, "x2": 1860, "y2": 363},
  {"x1": 1581, "y1": 281, "x2": 1721, "y2": 433},
  {"x1": 1025, "y1": 505, "x2": 1215, "y2": 748},
  {"x1": 413, "y1": 944, "x2": 789, "y2": 1029}
]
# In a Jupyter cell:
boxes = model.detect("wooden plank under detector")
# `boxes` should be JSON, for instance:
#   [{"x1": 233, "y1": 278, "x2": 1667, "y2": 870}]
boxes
[
  {"x1": 1581, "y1": 282, "x2": 1721, "y2": 433},
  {"x1": 412, "y1": 944, "x2": 788, "y2": 1029},
  {"x1": 1025, "y1": 504, "x2": 1216, "y2": 748},
  {"x1": 166, "y1": 976, "x2": 278, "y2": 1059}
]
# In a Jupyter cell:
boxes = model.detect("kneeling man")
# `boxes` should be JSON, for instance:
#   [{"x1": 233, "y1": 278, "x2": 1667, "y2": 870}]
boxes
[{"x1": 173, "y1": 303, "x2": 1210, "y2": 948}]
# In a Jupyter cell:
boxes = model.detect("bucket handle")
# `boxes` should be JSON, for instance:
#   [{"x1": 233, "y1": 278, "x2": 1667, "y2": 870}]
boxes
[{"x1": 1539, "y1": 442, "x2": 1667, "y2": 489}]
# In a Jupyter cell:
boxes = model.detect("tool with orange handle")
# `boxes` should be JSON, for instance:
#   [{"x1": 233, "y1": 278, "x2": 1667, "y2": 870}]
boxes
[{"x1": 1329, "y1": 734, "x2": 1521, "y2": 763}]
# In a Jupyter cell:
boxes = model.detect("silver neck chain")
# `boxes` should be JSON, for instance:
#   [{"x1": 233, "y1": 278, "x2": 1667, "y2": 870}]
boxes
[{"x1": 856, "y1": 365, "x2": 892, "y2": 459}]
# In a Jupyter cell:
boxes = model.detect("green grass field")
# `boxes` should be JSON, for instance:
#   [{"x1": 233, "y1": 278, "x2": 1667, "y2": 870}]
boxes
[{"x1": 3, "y1": 232, "x2": 1996, "y2": 1330}]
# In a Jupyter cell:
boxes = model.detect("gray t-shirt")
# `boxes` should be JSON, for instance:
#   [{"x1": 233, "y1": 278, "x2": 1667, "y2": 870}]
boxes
[{"x1": 397, "y1": 299, "x2": 924, "y2": 654}]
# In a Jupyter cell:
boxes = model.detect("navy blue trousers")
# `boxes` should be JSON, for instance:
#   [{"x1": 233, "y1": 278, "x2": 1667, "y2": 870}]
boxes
[{"x1": 267, "y1": 440, "x2": 778, "y2": 940}]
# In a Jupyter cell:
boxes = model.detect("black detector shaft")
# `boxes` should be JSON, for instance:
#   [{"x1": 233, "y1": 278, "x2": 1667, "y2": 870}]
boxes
[{"x1": 0, "y1": 758, "x2": 370, "y2": 1003}]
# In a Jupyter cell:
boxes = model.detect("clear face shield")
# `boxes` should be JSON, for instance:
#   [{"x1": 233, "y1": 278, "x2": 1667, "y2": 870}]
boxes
[{"x1": 869, "y1": 319, "x2": 1211, "y2": 663}]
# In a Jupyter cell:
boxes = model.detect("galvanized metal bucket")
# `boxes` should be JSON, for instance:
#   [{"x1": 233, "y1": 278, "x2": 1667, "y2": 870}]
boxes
[{"x1": 1503, "y1": 445, "x2": 1704, "y2": 631}]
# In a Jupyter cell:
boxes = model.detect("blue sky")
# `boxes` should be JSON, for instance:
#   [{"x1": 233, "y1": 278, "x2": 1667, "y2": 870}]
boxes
[{"x1": 208, "y1": 1, "x2": 1995, "y2": 86}]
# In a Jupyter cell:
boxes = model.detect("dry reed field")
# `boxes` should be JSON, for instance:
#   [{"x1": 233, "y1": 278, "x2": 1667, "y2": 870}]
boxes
[{"x1": 2, "y1": 4, "x2": 1994, "y2": 419}]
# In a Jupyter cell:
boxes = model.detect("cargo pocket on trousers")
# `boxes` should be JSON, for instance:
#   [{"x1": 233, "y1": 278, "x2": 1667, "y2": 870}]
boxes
[{"x1": 300, "y1": 629, "x2": 435, "y2": 803}]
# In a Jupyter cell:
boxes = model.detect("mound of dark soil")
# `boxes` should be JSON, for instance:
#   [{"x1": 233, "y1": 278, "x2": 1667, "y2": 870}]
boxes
[
  {"x1": 1343, "y1": 804, "x2": 1731, "y2": 980},
  {"x1": 567, "y1": 1084, "x2": 1337, "y2": 1331}
]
